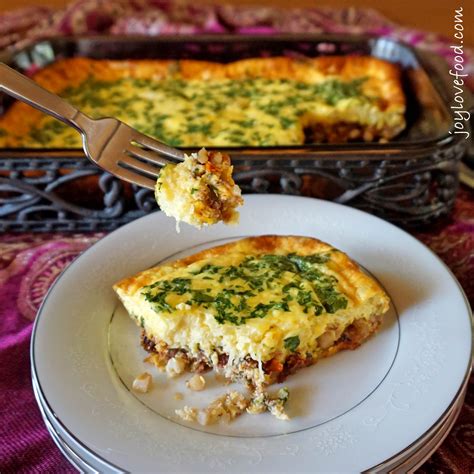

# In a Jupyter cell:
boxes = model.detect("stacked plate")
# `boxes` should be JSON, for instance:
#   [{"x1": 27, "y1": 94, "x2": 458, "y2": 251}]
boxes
[{"x1": 31, "y1": 195, "x2": 472, "y2": 473}]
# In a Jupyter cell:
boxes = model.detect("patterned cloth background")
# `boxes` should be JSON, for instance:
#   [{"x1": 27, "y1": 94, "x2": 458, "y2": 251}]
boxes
[
  {"x1": 0, "y1": 1, "x2": 472, "y2": 472},
  {"x1": 1, "y1": 0, "x2": 473, "y2": 84}
]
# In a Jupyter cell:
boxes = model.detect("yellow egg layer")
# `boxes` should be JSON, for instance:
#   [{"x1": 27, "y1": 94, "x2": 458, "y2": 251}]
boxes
[
  {"x1": 0, "y1": 76, "x2": 403, "y2": 148},
  {"x1": 114, "y1": 238, "x2": 390, "y2": 366}
]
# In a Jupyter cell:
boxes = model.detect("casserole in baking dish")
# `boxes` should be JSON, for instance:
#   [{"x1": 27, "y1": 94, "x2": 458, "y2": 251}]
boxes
[{"x1": 0, "y1": 56, "x2": 405, "y2": 148}]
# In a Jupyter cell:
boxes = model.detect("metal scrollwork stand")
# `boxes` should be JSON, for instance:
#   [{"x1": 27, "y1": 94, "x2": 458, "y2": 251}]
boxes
[{"x1": 0, "y1": 142, "x2": 466, "y2": 232}]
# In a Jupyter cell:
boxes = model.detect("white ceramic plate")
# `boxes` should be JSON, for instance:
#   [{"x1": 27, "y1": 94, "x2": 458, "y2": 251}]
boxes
[
  {"x1": 32, "y1": 364, "x2": 468, "y2": 474},
  {"x1": 31, "y1": 195, "x2": 472, "y2": 473},
  {"x1": 33, "y1": 372, "x2": 467, "y2": 474},
  {"x1": 32, "y1": 376, "x2": 115, "y2": 474}
]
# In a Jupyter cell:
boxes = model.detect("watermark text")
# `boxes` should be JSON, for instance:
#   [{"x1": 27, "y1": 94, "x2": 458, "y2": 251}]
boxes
[{"x1": 449, "y1": 7, "x2": 470, "y2": 139}]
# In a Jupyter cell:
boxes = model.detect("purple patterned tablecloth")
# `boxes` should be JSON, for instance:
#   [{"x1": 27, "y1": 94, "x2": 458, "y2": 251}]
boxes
[{"x1": 0, "y1": 1, "x2": 473, "y2": 472}]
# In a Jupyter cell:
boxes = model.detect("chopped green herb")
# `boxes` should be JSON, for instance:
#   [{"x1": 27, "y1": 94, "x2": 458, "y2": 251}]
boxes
[
  {"x1": 142, "y1": 251, "x2": 347, "y2": 324},
  {"x1": 313, "y1": 77, "x2": 367, "y2": 105},
  {"x1": 192, "y1": 291, "x2": 214, "y2": 303},
  {"x1": 278, "y1": 387, "x2": 290, "y2": 404},
  {"x1": 279, "y1": 117, "x2": 295, "y2": 129},
  {"x1": 16, "y1": 74, "x2": 372, "y2": 148},
  {"x1": 250, "y1": 301, "x2": 289, "y2": 319},
  {"x1": 186, "y1": 123, "x2": 212, "y2": 135},
  {"x1": 284, "y1": 335, "x2": 300, "y2": 352},
  {"x1": 314, "y1": 286, "x2": 348, "y2": 313}
]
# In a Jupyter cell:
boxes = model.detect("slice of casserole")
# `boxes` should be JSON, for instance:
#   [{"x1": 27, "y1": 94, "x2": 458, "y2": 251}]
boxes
[
  {"x1": 113, "y1": 236, "x2": 390, "y2": 390},
  {"x1": 155, "y1": 148, "x2": 243, "y2": 228}
]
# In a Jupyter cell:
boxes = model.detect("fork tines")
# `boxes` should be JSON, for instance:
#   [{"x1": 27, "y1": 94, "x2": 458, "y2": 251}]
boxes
[
  {"x1": 132, "y1": 132, "x2": 186, "y2": 162},
  {"x1": 112, "y1": 164, "x2": 157, "y2": 190},
  {"x1": 118, "y1": 131, "x2": 187, "y2": 190}
]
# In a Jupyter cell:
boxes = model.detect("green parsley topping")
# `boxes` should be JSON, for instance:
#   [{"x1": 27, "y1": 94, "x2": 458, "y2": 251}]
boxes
[
  {"x1": 284, "y1": 335, "x2": 300, "y2": 352},
  {"x1": 142, "y1": 252, "x2": 348, "y2": 325},
  {"x1": 313, "y1": 77, "x2": 367, "y2": 106},
  {"x1": 21, "y1": 76, "x2": 370, "y2": 148}
]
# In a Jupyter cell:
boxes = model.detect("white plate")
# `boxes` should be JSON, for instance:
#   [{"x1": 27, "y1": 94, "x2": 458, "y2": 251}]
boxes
[
  {"x1": 31, "y1": 195, "x2": 472, "y2": 473},
  {"x1": 32, "y1": 362, "x2": 468, "y2": 474},
  {"x1": 32, "y1": 376, "x2": 115, "y2": 474}
]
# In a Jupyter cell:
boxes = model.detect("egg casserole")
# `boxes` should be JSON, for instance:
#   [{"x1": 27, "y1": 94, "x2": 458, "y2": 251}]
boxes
[
  {"x1": 155, "y1": 148, "x2": 243, "y2": 228},
  {"x1": 113, "y1": 236, "x2": 390, "y2": 390},
  {"x1": 0, "y1": 56, "x2": 405, "y2": 148}
]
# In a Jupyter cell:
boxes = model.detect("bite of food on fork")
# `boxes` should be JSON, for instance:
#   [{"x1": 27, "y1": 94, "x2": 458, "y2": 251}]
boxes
[
  {"x1": 155, "y1": 148, "x2": 243, "y2": 229},
  {"x1": 0, "y1": 63, "x2": 243, "y2": 229}
]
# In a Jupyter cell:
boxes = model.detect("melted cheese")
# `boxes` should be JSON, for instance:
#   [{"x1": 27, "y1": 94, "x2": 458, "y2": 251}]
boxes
[{"x1": 0, "y1": 75, "x2": 404, "y2": 148}]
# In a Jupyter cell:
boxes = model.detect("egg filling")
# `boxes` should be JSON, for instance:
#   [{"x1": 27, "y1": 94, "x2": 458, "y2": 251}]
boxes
[{"x1": 114, "y1": 236, "x2": 390, "y2": 389}]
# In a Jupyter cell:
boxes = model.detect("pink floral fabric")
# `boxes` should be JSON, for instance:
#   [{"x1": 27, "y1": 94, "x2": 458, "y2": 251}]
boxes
[
  {"x1": 0, "y1": 1, "x2": 473, "y2": 473},
  {"x1": 0, "y1": 0, "x2": 472, "y2": 83},
  {"x1": 0, "y1": 233, "x2": 103, "y2": 473}
]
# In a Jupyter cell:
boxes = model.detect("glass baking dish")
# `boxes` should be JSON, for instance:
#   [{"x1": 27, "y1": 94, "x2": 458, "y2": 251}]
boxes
[{"x1": 0, "y1": 34, "x2": 469, "y2": 231}]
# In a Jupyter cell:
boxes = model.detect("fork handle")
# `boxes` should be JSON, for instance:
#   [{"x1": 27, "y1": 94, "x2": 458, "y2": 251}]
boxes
[{"x1": 0, "y1": 63, "x2": 88, "y2": 132}]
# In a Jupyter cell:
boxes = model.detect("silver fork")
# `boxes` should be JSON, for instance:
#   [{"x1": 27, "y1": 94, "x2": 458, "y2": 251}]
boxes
[{"x1": 0, "y1": 63, "x2": 185, "y2": 189}]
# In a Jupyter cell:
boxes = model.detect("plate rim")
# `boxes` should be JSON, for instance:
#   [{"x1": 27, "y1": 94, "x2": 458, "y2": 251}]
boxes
[
  {"x1": 32, "y1": 353, "x2": 472, "y2": 474},
  {"x1": 33, "y1": 367, "x2": 470, "y2": 474}
]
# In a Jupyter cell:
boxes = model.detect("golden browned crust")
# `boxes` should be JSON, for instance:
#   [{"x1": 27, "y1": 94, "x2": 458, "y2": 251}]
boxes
[
  {"x1": 0, "y1": 56, "x2": 405, "y2": 147},
  {"x1": 14, "y1": 56, "x2": 403, "y2": 97}
]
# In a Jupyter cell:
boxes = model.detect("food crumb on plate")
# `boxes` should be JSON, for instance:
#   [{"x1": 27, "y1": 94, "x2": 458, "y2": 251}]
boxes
[
  {"x1": 247, "y1": 387, "x2": 290, "y2": 420},
  {"x1": 166, "y1": 356, "x2": 186, "y2": 378},
  {"x1": 175, "y1": 388, "x2": 290, "y2": 425},
  {"x1": 186, "y1": 374, "x2": 206, "y2": 391},
  {"x1": 132, "y1": 372, "x2": 152, "y2": 393},
  {"x1": 176, "y1": 391, "x2": 249, "y2": 426}
]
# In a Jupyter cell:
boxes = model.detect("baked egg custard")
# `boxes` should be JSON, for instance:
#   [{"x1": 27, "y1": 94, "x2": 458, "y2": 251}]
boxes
[
  {"x1": 113, "y1": 236, "x2": 390, "y2": 391},
  {"x1": 0, "y1": 56, "x2": 405, "y2": 147}
]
